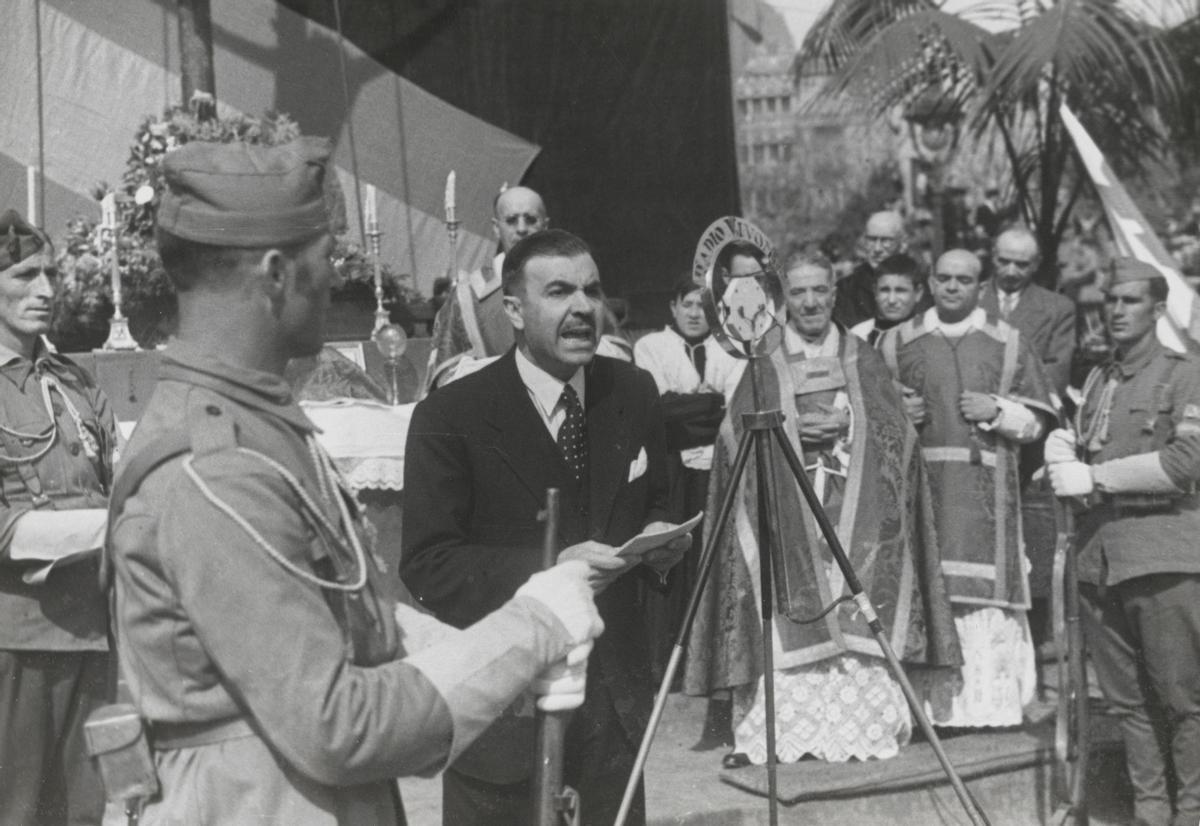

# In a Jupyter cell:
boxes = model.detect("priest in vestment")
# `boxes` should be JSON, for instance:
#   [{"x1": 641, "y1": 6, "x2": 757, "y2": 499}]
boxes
[
  {"x1": 879, "y1": 249, "x2": 1055, "y2": 728},
  {"x1": 426, "y1": 186, "x2": 548, "y2": 388},
  {"x1": 684, "y1": 249, "x2": 960, "y2": 766}
]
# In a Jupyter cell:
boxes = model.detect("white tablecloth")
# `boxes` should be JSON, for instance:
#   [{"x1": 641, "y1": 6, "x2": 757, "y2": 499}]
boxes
[{"x1": 302, "y1": 399, "x2": 412, "y2": 492}]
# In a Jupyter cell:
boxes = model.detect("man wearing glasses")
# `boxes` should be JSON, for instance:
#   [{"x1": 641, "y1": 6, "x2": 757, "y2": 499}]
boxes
[{"x1": 834, "y1": 210, "x2": 908, "y2": 329}]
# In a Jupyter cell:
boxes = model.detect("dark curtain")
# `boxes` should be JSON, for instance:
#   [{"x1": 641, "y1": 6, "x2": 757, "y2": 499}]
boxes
[{"x1": 280, "y1": 0, "x2": 741, "y2": 326}]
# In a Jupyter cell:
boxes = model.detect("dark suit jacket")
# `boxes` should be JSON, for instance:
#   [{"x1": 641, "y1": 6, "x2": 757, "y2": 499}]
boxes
[
  {"x1": 833, "y1": 261, "x2": 877, "y2": 329},
  {"x1": 980, "y1": 281, "x2": 1076, "y2": 395},
  {"x1": 400, "y1": 349, "x2": 673, "y2": 760}
]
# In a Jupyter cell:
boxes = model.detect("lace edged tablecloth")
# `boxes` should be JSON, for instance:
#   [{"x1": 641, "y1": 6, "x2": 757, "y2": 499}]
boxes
[
  {"x1": 301, "y1": 399, "x2": 412, "y2": 493},
  {"x1": 732, "y1": 652, "x2": 912, "y2": 764}
]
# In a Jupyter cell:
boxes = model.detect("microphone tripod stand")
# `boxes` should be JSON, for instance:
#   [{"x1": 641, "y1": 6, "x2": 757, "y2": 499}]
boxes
[{"x1": 614, "y1": 351, "x2": 992, "y2": 826}]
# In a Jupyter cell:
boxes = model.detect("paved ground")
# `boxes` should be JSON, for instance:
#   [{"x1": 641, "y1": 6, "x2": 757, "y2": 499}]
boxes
[{"x1": 399, "y1": 686, "x2": 1134, "y2": 826}]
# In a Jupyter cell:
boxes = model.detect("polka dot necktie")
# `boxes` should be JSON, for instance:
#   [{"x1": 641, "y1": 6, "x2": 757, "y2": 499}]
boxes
[{"x1": 557, "y1": 384, "x2": 588, "y2": 482}]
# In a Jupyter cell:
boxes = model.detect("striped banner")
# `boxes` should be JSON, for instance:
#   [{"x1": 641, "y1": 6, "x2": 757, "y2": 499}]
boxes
[{"x1": 1060, "y1": 103, "x2": 1200, "y2": 352}]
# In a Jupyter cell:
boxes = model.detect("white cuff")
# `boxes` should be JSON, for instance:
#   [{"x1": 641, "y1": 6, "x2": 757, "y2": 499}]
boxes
[
  {"x1": 393, "y1": 602, "x2": 457, "y2": 655},
  {"x1": 978, "y1": 395, "x2": 1043, "y2": 443},
  {"x1": 404, "y1": 597, "x2": 570, "y2": 767},
  {"x1": 1092, "y1": 453, "x2": 1182, "y2": 494},
  {"x1": 9, "y1": 509, "x2": 107, "y2": 562}
]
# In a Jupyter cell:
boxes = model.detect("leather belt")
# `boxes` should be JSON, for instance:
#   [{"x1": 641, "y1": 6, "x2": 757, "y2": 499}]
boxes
[{"x1": 151, "y1": 717, "x2": 254, "y2": 751}]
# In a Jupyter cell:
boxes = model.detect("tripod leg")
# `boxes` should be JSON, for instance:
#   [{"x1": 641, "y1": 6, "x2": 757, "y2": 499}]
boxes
[
  {"x1": 751, "y1": 427, "x2": 781, "y2": 826},
  {"x1": 767, "y1": 425, "x2": 993, "y2": 826},
  {"x1": 613, "y1": 428, "x2": 757, "y2": 826}
]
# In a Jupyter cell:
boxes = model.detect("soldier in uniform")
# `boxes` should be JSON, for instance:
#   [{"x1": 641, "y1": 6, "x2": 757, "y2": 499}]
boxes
[
  {"x1": 0, "y1": 210, "x2": 116, "y2": 826},
  {"x1": 1047, "y1": 259, "x2": 1200, "y2": 826},
  {"x1": 426, "y1": 186, "x2": 549, "y2": 388},
  {"x1": 107, "y1": 139, "x2": 604, "y2": 825}
]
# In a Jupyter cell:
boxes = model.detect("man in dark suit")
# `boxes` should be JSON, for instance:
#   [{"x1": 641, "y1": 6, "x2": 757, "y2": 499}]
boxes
[
  {"x1": 402, "y1": 229, "x2": 688, "y2": 825},
  {"x1": 834, "y1": 210, "x2": 908, "y2": 328}
]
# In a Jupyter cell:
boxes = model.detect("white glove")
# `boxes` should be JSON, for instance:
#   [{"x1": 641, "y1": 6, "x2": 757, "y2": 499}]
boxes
[
  {"x1": 533, "y1": 641, "x2": 592, "y2": 712},
  {"x1": 515, "y1": 560, "x2": 605, "y2": 646},
  {"x1": 1044, "y1": 429, "x2": 1078, "y2": 465},
  {"x1": 1049, "y1": 461, "x2": 1095, "y2": 497}
]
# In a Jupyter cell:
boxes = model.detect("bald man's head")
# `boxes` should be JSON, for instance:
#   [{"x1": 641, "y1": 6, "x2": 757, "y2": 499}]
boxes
[
  {"x1": 493, "y1": 186, "x2": 549, "y2": 253},
  {"x1": 862, "y1": 211, "x2": 906, "y2": 267},
  {"x1": 993, "y1": 227, "x2": 1040, "y2": 294},
  {"x1": 930, "y1": 249, "x2": 983, "y2": 324}
]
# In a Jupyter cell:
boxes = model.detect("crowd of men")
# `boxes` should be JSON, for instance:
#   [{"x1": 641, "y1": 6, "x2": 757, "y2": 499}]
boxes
[{"x1": 1, "y1": 132, "x2": 1199, "y2": 826}]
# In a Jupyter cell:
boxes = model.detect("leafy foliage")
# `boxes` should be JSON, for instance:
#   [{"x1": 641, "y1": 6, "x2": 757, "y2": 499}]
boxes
[
  {"x1": 50, "y1": 104, "x2": 420, "y2": 349},
  {"x1": 797, "y1": 0, "x2": 1191, "y2": 285}
]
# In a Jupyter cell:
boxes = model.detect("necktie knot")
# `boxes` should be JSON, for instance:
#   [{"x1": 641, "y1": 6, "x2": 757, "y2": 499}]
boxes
[{"x1": 557, "y1": 384, "x2": 587, "y2": 482}]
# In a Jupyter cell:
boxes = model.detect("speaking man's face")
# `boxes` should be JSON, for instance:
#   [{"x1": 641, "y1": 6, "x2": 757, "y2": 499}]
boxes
[{"x1": 504, "y1": 253, "x2": 604, "y2": 380}]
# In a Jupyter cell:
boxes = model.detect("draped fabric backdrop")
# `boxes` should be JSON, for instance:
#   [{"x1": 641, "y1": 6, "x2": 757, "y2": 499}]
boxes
[
  {"x1": 283, "y1": 0, "x2": 743, "y2": 325},
  {"x1": 0, "y1": 0, "x2": 540, "y2": 295}
]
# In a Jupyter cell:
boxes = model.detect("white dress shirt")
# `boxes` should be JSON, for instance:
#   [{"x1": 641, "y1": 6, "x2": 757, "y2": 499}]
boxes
[{"x1": 514, "y1": 346, "x2": 586, "y2": 441}]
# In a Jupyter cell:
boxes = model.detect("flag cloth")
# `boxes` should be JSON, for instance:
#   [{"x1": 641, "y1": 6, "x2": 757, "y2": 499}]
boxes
[{"x1": 1059, "y1": 103, "x2": 1200, "y2": 352}]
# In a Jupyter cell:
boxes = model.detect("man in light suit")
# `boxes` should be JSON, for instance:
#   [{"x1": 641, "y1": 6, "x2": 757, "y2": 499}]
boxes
[
  {"x1": 402, "y1": 229, "x2": 688, "y2": 825},
  {"x1": 978, "y1": 225, "x2": 1076, "y2": 652}
]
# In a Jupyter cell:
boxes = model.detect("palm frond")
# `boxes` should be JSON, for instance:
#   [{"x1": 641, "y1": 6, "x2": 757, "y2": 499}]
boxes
[
  {"x1": 978, "y1": 0, "x2": 1183, "y2": 115},
  {"x1": 813, "y1": 10, "x2": 993, "y2": 116},
  {"x1": 796, "y1": 0, "x2": 938, "y2": 79}
]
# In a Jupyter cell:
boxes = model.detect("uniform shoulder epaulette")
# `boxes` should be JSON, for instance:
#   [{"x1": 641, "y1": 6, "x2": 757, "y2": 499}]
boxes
[{"x1": 185, "y1": 392, "x2": 240, "y2": 458}]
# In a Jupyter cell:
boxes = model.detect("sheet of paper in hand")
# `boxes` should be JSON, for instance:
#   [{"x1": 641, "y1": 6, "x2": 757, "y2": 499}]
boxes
[{"x1": 616, "y1": 511, "x2": 703, "y2": 559}]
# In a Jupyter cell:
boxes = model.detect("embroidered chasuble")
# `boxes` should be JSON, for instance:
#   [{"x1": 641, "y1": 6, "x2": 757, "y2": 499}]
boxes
[
  {"x1": 880, "y1": 313, "x2": 1055, "y2": 610},
  {"x1": 684, "y1": 329, "x2": 960, "y2": 697}
]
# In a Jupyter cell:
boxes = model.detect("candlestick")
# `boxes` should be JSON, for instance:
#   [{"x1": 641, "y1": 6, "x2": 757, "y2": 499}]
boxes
[
  {"x1": 100, "y1": 192, "x2": 137, "y2": 350},
  {"x1": 26, "y1": 167, "x2": 37, "y2": 224}
]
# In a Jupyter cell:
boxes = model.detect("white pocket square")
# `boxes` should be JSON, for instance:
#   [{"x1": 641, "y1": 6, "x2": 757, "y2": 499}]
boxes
[{"x1": 628, "y1": 447, "x2": 647, "y2": 482}]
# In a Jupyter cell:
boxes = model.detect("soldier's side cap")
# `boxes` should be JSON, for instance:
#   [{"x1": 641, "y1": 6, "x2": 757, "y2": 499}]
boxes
[
  {"x1": 1110, "y1": 257, "x2": 1164, "y2": 285},
  {"x1": 0, "y1": 209, "x2": 51, "y2": 271},
  {"x1": 157, "y1": 137, "x2": 334, "y2": 248}
]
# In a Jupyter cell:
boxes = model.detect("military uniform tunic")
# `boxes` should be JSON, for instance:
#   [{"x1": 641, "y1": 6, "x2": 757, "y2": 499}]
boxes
[
  {"x1": 0, "y1": 341, "x2": 116, "y2": 826},
  {"x1": 1073, "y1": 334, "x2": 1200, "y2": 826},
  {"x1": 110, "y1": 344, "x2": 573, "y2": 825}
]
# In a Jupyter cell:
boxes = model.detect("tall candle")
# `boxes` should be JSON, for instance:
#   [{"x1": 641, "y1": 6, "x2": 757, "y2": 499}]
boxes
[
  {"x1": 364, "y1": 184, "x2": 378, "y2": 234},
  {"x1": 100, "y1": 193, "x2": 121, "y2": 307},
  {"x1": 100, "y1": 193, "x2": 116, "y2": 231},
  {"x1": 26, "y1": 167, "x2": 36, "y2": 224},
  {"x1": 444, "y1": 171, "x2": 456, "y2": 224}
]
